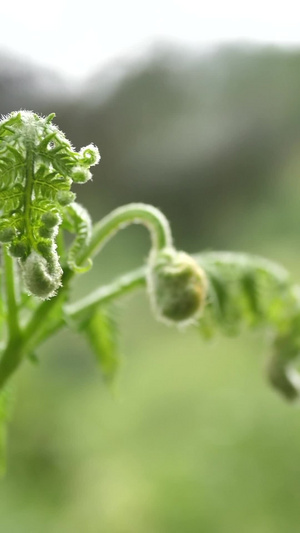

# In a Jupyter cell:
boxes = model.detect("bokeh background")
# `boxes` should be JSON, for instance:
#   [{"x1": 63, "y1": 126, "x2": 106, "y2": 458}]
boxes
[{"x1": 1, "y1": 2, "x2": 300, "y2": 532}]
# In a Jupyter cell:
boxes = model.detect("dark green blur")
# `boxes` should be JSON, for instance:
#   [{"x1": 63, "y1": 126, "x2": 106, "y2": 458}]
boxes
[{"x1": 1, "y1": 44, "x2": 300, "y2": 532}]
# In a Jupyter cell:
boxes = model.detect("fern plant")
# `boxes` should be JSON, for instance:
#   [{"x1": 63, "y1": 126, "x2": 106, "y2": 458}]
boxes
[{"x1": 0, "y1": 110, "x2": 299, "y2": 472}]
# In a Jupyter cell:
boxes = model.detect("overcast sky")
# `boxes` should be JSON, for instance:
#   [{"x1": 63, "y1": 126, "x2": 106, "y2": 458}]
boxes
[{"x1": 1, "y1": 1, "x2": 300, "y2": 80}]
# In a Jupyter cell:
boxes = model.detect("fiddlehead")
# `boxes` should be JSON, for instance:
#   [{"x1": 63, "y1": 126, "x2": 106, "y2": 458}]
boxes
[
  {"x1": 147, "y1": 247, "x2": 208, "y2": 326},
  {"x1": 0, "y1": 111, "x2": 100, "y2": 298}
]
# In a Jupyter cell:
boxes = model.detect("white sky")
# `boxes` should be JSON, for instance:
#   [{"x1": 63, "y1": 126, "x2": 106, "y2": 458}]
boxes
[{"x1": 1, "y1": 0, "x2": 300, "y2": 80}]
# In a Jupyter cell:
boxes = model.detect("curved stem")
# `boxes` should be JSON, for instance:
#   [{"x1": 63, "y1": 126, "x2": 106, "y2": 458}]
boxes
[
  {"x1": 23, "y1": 203, "x2": 171, "y2": 340},
  {"x1": 0, "y1": 204, "x2": 172, "y2": 389},
  {"x1": 22, "y1": 203, "x2": 172, "y2": 344},
  {"x1": 76, "y1": 203, "x2": 173, "y2": 267}
]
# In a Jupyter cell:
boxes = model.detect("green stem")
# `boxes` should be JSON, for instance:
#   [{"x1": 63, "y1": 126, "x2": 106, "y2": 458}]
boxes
[
  {"x1": 23, "y1": 268, "x2": 146, "y2": 350},
  {"x1": 21, "y1": 269, "x2": 71, "y2": 349},
  {"x1": 76, "y1": 203, "x2": 173, "y2": 267},
  {"x1": 0, "y1": 204, "x2": 173, "y2": 389},
  {"x1": 66, "y1": 266, "x2": 147, "y2": 321},
  {"x1": 0, "y1": 338, "x2": 23, "y2": 389},
  {"x1": 24, "y1": 268, "x2": 147, "y2": 351},
  {"x1": 3, "y1": 247, "x2": 20, "y2": 341},
  {"x1": 23, "y1": 203, "x2": 172, "y2": 342},
  {"x1": 0, "y1": 248, "x2": 23, "y2": 389},
  {"x1": 0, "y1": 266, "x2": 146, "y2": 390}
]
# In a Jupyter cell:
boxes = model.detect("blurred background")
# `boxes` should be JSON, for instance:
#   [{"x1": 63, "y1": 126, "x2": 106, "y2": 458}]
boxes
[{"x1": 1, "y1": 1, "x2": 300, "y2": 532}]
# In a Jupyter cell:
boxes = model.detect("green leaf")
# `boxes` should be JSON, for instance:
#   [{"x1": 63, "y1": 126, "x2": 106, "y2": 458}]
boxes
[{"x1": 84, "y1": 306, "x2": 121, "y2": 383}]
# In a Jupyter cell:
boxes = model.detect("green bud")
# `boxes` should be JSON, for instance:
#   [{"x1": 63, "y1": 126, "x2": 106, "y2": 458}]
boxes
[
  {"x1": 41, "y1": 211, "x2": 61, "y2": 228},
  {"x1": 57, "y1": 191, "x2": 76, "y2": 206},
  {"x1": 0, "y1": 227, "x2": 15, "y2": 243},
  {"x1": 36, "y1": 239, "x2": 53, "y2": 258},
  {"x1": 39, "y1": 225, "x2": 55, "y2": 239},
  {"x1": 71, "y1": 166, "x2": 92, "y2": 184},
  {"x1": 147, "y1": 248, "x2": 207, "y2": 326},
  {"x1": 9, "y1": 238, "x2": 29, "y2": 259}
]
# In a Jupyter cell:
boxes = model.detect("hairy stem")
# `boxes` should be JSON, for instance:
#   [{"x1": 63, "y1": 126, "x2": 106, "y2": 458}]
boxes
[
  {"x1": 76, "y1": 203, "x2": 173, "y2": 267},
  {"x1": 22, "y1": 203, "x2": 172, "y2": 345}
]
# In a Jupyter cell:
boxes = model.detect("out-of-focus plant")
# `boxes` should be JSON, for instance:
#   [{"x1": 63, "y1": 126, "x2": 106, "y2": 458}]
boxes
[{"x1": 0, "y1": 110, "x2": 299, "y2": 472}]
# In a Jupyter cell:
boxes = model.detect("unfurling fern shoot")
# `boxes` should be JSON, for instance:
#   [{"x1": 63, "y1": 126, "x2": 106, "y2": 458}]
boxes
[
  {"x1": 0, "y1": 111, "x2": 99, "y2": 298},
  {"x1": 0, "y1": 109, "x2": 299, "y2": 472}
]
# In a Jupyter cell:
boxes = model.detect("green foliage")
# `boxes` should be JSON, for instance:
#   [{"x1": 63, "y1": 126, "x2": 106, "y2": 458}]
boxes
[
  {"x1": 0, "y1": 108, "x2": 299, "y2": 473},
  {"x1": 0, "y1": 111, "x2": 99, "y2": 298},
  {"x1": 196, "y1": 252, "x2": 295, "y2": 337},
  {"x1": 193, "y1": 252, "x2": 300, "y2": 399},
  {"x1": 82, "y1": 306, "x2": 120, "y2": 383}
]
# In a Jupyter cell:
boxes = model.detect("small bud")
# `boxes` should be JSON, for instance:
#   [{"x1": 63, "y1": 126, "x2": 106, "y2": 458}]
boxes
[
  {"x1": 38, "y1": 225, "x2": 56, "y2": 239},
  {"x1": 9, "y1": 238, "x2": 29, "y2": 259},
  {"x1": 147, "y1": 248, "x2": 207, "y2": 326},
  {"x1": 79, "y1": 144, "x2": 100, "y2": 166},
  {"x1": 57, "y1": 191, "x2": 76, "y2": 206},
  {"x1": 71, "y1": 166, "x2": 92, "y2": 184},
  {"x1": 36, "y1": 239, "x2": 53, "y2": 258},
  {"x1": 0, "y1": 227, "x2": 15, "y2": 243},
  {"x1": 41, "y1": 211, "x2": 61, "y2": 228}
]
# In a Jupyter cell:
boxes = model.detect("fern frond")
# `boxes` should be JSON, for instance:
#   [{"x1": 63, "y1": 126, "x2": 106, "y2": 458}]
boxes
[
  {"x1": 195, "y1": 252, "x2": 300, "y2": 399},
  {"x1": 0, "y1": 111, "x2": 100, "y2": 298},
  {"x1": 196, "y1": 252, "x2": 293, "y2": 335}
]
